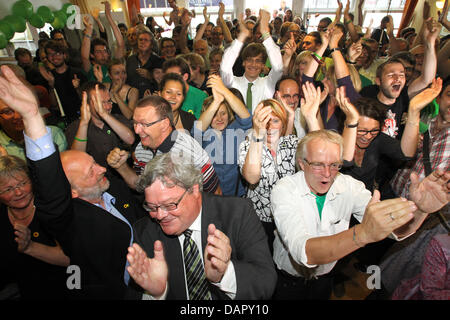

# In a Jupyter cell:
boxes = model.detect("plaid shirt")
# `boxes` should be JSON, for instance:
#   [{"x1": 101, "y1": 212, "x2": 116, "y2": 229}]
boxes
[{"x1": 391, "y1": 117, "x2": 450, "y2": 199}]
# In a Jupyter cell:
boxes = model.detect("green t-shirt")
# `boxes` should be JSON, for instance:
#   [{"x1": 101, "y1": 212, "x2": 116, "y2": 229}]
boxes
[
  {"x1": 182, "y1": 85, "x2": 208, "y2": 119},
  {"x1": 314, "y1": 193, "x2": 327, "y2": 220}
]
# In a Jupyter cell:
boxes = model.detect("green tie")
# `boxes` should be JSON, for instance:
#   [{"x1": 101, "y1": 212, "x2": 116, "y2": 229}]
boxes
[
  {"x1": 183, "y1": 229, "x2": 212, "y2": 300},
  {"x1": 246, "y1": 82, "x2": 253, "y2": 112}
]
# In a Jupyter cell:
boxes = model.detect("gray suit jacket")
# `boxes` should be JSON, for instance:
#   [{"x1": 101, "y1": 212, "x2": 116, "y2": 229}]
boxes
[{"x1": 127, "y1": 193, "x2": 277, "y2": 300}]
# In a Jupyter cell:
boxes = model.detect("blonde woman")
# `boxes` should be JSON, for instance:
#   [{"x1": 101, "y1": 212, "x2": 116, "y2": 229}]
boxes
[{"x1": 238, "y1": 82, "x2": 322, "y2": 252}]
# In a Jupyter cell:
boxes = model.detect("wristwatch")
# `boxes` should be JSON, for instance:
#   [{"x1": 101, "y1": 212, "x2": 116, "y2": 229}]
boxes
[{"x1": 251, "y1": 133, "x2": 264, "y2": 142}]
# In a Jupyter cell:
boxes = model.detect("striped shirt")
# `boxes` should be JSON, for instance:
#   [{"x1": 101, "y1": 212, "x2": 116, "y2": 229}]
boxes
[
  {"x1": 133, "y1": 130, "x2": 219, "y2": 193},
  {"x1": 391, "y1": 117, "x2": 450, "y2": 199}
]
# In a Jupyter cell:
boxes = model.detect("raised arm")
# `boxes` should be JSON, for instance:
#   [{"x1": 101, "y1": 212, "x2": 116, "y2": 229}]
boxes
[
  {"x1": 303, "y1": 30, "x2": 330, "y2": 78},
  {"x1": 81, "y1": 15, "x2": 94, "y2": 73},
  {"x1": 207, "y1": 74, "x2": 250, "y2": 119},
  {"x1": 437, "y1": 37, "x2": 450, "y2": 79},
  {"x1": 328, "y1": 27, "x2": 349, "y2": 79},
  {"x1": 241, "y1": 104, "x2": 270, "y2": 185},
  {"x1": 408, "y1": 18, "x2": 441, "y2": 98},
  {"x1": 344, "y1": 0, "x2": 360, "y2": 43},
  {"x1": 194, "y1": 7, "x2": 209, "y2": 41},
  {"x1": 335, "y1": 86, "x2": 359, "y2": 162},
  {"x1": 179, "y1": 9, "x2": 192, "y2": 54},
  {"x1": 300, "y1": 82, "x2": 323, "y2": 132},
  {"x1": 218, "y1": 2, "x2": 233, "y2": 44},
  {"x1": 104, "y1": 1, "x2": 125, "y2": 59},
  {"x1": 197, "y1": 87, "x2": 224, "y2": 132},
  {"x1": 402, "y1": 78, "x2": 442, "y2": 157},
  {"x1": 70, "y1": 92, "x2": 90, "y2": 151}
]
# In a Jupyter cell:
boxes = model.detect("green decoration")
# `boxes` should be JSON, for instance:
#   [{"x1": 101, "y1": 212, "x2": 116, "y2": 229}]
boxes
[
  {"x1": 29, "y1": 13, "x2": 45, "y2": 28},
  {"x1": 51, "y1": 16, "x2": 65, "y2": 29},
  {"x1": 37, "y1": 6, "x2": 54, "y2": 23},
  {"x1": 62, "y1": 3, "x2": 73, "y2": 14},
  {"x1": 4, "y1": 15, "x2": 27, "y2": 33},
  {"x1": 0, "y1": 32, "x2": 7, "y2": 49},
  {"x1": 0, "y1": 20, "x2": 15, "y2": 40},
  {"x1": 12, "y1": 0, "x2": 34, "y2": 20},
  {"x1": 54, "y1": 10, "x2": 68, "y2": 25}
]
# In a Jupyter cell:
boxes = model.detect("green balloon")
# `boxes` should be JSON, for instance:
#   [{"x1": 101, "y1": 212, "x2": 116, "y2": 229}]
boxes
[
  {"x1": 62, "y1": 3, "x2": 73, "y2": 14},
  {"x1": 37, "y1": 6, "x2": 54, "y2": 23},
  {"x1": 51, "y1": 16, "x2": 65, "y2": 29},
  {"x1": 0, "y1": 20, "x2": 15, "y2": 40},
  {"x1": 54, "y1": 10, "x2": 68, "y2": 25},
  {"x1": 0, "y1": 32, "x2": 7, "y2": 49},
  {"x1": 4, "y1": 15, "x2": 27, "y2": 33},
  {"x1": 29, "y1": 13, "x2": 45, "y2": 28},
  {"x1": 12, "y1": 0, "x2": 34, "y2": 20}
]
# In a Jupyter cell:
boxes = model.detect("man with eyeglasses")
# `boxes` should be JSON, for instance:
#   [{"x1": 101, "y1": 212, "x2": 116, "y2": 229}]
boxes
[
  {"x1": 107, "y1": 95, "x2": 220, "y2": 194},
  {"x1": 41, "y1": 40, "x2": 87, "y2": 124},
  {"x1": 0, "y1": 65, "x2": 147, "y2": 299},
  {"x1": 270, "y1": 129, "x2": 450, "y2": 300},
  {"x1": 124, "y1": 152, "x2": 276, "y2": 300},
  {"x1": 64, "y1": 81, "x2": 135, "y2": 168},
  {"x1": 126, "y1": 29, "x2": 164, "y2": 98},
  {"x1": 0, "y1": 97, "x2": 67, "y2": 161}
]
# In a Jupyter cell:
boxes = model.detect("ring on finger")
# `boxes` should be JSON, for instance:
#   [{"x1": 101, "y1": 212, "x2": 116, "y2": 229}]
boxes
[{"x1": 389, "y1": 212, "x2": 395, "y2": 221}]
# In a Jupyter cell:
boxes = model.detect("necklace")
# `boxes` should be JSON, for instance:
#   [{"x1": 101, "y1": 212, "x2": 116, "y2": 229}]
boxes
[
  {"x1": 8, "y1": 205, "x2": 36, "y2": 222},
  {"x1": 173, "y1": 111, "x2": 180, "y2": 126}
]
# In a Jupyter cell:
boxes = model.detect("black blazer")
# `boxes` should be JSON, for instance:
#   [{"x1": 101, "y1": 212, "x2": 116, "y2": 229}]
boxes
[
  {"x1": 127, "y1": 193, "x2": 277, "y2": 300},
  {"x1": 27, "y1": 150, "x2": 146, "y2": 299}
]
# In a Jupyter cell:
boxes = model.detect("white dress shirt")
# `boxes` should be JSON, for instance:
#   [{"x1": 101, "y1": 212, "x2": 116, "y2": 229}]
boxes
[
  {"x1": 220, "y1": 37, "x2": 283, "y2": 113},
  {"x1": 271, "y1": 171, "x2": 372, "y2": 279}
]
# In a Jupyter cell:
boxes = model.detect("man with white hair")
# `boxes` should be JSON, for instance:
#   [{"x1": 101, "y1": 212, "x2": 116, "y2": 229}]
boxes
[{"x1": 271, "y1": 129, "x2": 450, "y2": 300}]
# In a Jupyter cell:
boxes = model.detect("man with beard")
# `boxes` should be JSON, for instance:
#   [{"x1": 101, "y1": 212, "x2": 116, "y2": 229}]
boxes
[
  {"x1": 0, "y1": 65, "x2": 146, "y2": 299},
  {"x1": 40, "y1": 40, "x2": 87, "y2": 124},
  {"x1": 14, "y1": 48, "x2": 48, "y2": 89},
  {"x1": 360, "y1": 19, "x2": 441, "y2": 139}
]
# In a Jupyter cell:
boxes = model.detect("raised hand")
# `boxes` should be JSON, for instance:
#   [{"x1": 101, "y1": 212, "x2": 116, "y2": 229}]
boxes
[
  {"x1": 329, "y1": 26, "x2": 343, "y2": 49},
  {"x1": 252, "y1": 103, "x2": 272, "y2": 138},
  {"x1": 237, "y1": 13, "x2": 251, "y2": 42},
  {"x1": 348, "y1": 40, "x2": 362, "y2": 62},
  {"x1": 206, "y1": 74, "x2": 227, "y2": 96},
  {"x1": 0, "y1": 65, "x2": 39, "y2": 119},
  {"x1": 409, "y1": 170, "x2": 450, "y2": 214},
  {"x1": 218, "y1": 2, "x2": 225, "y2": 18},
  {"x1": 283, "y1": 32, "x2": 296, "y2": 57},
  {"x1": 300, "y1": 82, "x2": 322, "y2": 120},
  {"x1": 409, "y1": 77, "x2": 443, "y2": 113},
  {"x1": 93, "y1": 84, "x2": 108, "y2": 118},
  {"x1": 127, "y1": 242, "x2": 168, "y2": 297},
  {"x1": 93, "y1": 64, "x2": 103, "y2": 83},
  {"x1": 204, "y1": 224, "x2": 232, "y2": 283},
  {"x1": 203, "y1": 6, "x2": 209, "y2": 22},
  {"x1": 107, "y1": 147, "x2": 129, "y2": 169},
  {"x1": 335, "y1": 86, "x2": 359, "y2": 124},
  {"x1": 423, "y1": 17, "x2": 442, "y2": 44},
  {"x1": 80, "y1": 91, "x2": 91, "y2": 126}
]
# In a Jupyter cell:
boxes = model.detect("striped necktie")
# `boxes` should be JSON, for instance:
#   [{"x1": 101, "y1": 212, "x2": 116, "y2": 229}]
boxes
[{"x1": 183, "y1": 229, "x2": 212, "y2": 300}]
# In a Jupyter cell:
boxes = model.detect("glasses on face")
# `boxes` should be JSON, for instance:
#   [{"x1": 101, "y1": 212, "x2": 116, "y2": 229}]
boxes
[
  {"x1": 212, "y1": 32, "x2": 223, "y2": 36},
  {"x1": 0, "y1": 108, "x2": 15, "y2": 119},
  {"x1": 303, "y1": 159, "x2": 342, "y2": 172},
  {"x1": 162, "y1": 44, "x2": 175, "y2": 49},
  {"x1": 357, "y1": 129, "x2": 380, "y2": 136},
  {"x1": 133, "y1": 117, "x2": 167, "y2": 128},
  {"x1": 0, "y1": 179, "x2": 31, "y2": 195},
  {"x1": 143, "y1": 189, "x2": 188, "y2": 212}
]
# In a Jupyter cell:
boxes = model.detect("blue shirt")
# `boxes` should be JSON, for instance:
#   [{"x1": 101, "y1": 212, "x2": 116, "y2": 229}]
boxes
[{"x1": 192, "y1": 116, "x2": 252, "y2": 196}]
